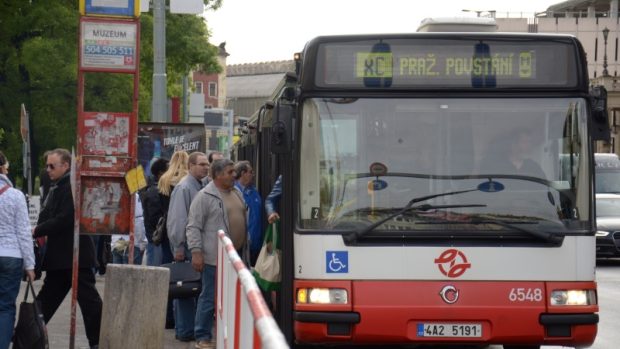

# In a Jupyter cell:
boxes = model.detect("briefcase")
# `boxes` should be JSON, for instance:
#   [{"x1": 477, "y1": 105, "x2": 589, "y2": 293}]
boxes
[{"x1": 162, "y1": 262, "x2": 202, "y2": 299}]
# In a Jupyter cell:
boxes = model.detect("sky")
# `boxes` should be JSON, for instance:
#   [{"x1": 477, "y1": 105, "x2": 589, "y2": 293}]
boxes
[{"x1": 205, "y1": 0, "x2": 564, "y2": 65}]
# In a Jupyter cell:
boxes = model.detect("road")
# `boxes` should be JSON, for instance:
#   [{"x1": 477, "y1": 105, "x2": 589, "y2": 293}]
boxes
[{"x1": 13, "y1": 259, "x2": 620, "y2": 348}]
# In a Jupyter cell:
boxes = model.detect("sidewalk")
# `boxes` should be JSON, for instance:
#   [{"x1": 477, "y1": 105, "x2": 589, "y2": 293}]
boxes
[{"x1": 14, "y1": 274, "x2": 196, "y2": 349}]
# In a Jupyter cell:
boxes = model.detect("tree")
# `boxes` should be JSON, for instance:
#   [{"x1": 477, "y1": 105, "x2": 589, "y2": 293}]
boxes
[{"x1": 0, "y1": 0, "x2": 222, "y2": 186}]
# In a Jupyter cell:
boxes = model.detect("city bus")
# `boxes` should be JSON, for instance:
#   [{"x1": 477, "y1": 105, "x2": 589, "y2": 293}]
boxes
[{"x1": 234, "y1": 33, "x2": 609, "y2": 349}]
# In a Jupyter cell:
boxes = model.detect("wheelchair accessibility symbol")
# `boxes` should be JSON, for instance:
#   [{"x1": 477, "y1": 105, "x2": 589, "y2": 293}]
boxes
[{"x1": 326, "y1": 251, "x2": 348, "y2": 273}]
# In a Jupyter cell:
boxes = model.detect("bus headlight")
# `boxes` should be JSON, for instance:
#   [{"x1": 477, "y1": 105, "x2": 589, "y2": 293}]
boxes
[
  {"x1": 596, "y1": 230, "x2": 610, "y2": 237},
  {"x1": 297, "y1": 288, "x2": 348, "y2": 304},
  {"x1": 550, "y1": 290, "x2": 597, "y2": 306}
]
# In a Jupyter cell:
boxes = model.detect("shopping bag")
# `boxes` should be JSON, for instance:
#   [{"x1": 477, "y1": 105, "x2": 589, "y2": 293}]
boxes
[
  {"x1": 162, "y1": 262, "x2": 202, "y2": 299},
  {"x1": 252, "y1": 222, "x2": 281, "y2": 291},
  {"x1": 12, "y1": 279, "x2": 49, "y2": 349}
]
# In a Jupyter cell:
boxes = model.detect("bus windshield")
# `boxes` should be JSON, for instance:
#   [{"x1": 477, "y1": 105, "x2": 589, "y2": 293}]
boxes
[{"x1": 298, "y1": 98, "x2": 591, "y2": 237}]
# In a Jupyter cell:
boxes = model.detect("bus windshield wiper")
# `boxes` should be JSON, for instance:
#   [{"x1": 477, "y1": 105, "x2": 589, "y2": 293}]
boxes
[
  {"x1": 468, "y1": 216, "x2": 563, "y2": 244},
  {"x1": 343, "y1": 188, "x2": 481, "y2": 243}
]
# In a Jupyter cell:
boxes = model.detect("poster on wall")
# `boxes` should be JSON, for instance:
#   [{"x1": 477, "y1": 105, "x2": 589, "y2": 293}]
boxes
[
  {"x1": 138, "y1": 122, "x2": 206, "y2": 177},
  {"x1": 80, "y1": 177, "x2": 131, "y2": 235}
]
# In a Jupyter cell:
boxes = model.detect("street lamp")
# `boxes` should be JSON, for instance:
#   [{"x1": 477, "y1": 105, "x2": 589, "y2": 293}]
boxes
[{"x1": 602, "y1": 27, "x2": 610, "y2": 77}]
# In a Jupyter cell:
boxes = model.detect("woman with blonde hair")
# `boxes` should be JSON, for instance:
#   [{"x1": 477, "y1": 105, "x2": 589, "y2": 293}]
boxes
[
  {"x1": 158, "y1": 150, "x2": 189, "y2": 196},
  {"x1": 156, "y1": 150, "x2": 189, "y2": 330}
]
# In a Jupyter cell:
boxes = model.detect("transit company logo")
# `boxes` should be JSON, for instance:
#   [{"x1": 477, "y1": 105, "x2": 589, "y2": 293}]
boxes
[{"x1": 434, "y1": 249, "x2": 471, "y2": 278}]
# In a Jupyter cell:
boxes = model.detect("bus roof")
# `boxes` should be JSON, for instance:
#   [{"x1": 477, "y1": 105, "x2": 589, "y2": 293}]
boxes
[{"x1": 417, "y1": 17, "x2": 498, "y2": 32}]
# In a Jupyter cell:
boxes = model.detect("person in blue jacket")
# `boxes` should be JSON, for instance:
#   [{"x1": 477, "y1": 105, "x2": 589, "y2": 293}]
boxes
[{"x1": 234, "y1": 161, "x2": 263, "y2": 266}]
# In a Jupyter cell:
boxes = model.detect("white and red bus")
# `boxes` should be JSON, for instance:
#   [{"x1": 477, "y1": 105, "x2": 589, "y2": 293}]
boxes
[{"x1": 234, "y1": 33, "x2": 609, "y2": 349}]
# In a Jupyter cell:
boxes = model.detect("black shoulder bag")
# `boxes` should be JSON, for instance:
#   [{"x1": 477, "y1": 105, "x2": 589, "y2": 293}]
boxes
[{"x1": 12, "y1": 279, "x2": 49, "y2": 349}]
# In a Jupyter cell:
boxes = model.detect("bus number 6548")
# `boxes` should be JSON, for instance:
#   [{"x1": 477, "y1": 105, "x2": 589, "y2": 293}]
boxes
[{"x1": 508, "y1": 288, "x2": 543, "y2": 302}]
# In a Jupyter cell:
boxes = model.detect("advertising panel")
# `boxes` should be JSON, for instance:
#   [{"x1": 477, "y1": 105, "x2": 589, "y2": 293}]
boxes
[{"x1": 138, "y1": 123, "x2": 207, "y2": 176}]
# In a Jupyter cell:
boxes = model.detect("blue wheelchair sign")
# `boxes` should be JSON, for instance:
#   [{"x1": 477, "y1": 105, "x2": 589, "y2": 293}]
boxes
[{"x1": 326, "y1": 251, "x2": 348, "y2": 273}]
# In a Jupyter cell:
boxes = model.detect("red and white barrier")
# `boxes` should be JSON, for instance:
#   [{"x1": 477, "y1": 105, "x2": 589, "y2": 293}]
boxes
[{"x1": 217, "y1": 230, "x2": 289, "y2": 349}]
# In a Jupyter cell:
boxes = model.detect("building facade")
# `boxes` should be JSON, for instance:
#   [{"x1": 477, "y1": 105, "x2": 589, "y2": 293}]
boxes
[
  {"x1": 494, "y1": 0, "x2": 620, "y2": 153},
  {"x1": 192, "y1": 42, "x2": 229, "y2": 110},
  {"x1": 225, "y1": 60, "x2": 295, "y2": 118}
]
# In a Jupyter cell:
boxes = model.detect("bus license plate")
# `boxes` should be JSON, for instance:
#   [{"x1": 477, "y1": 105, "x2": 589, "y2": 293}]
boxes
[{"x1": 417, "y1": 323, "x2": 482, "y2": 338}]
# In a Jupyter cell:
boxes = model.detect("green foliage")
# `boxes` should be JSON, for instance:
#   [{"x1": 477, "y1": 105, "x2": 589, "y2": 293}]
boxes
[{"x1": 0, "y1": 0, "x2": 223, "y2": 186}]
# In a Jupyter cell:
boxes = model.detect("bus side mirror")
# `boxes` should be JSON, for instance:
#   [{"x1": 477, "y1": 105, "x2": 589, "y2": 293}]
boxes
[
  {"x1": 590, "y1": 86, "x2": 610, "y2": 141},
  {"x1": 271, "y1": 101, "x2": 295, "y2": 154}
]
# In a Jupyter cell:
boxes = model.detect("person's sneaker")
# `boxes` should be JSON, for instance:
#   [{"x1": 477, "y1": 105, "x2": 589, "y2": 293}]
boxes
[{"x1": 195, "y1": 340, "x2": 215, "y2": 349}]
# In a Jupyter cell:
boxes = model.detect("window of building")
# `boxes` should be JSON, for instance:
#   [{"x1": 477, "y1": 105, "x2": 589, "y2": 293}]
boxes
[
  {"x1": 209, "y1": 82, "x2": 217, "y2": 97},
  {"x1": 195, "y1": 81, "x2": 203, "y2": 94},
  {"x1": 612, "y1": 108, "x2": 620, "y2": 127}
]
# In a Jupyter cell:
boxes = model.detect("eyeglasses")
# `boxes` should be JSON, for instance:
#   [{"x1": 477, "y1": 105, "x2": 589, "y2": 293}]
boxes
[{"x1": 46, "y1": 163, "x2": 62, "y2": 170}]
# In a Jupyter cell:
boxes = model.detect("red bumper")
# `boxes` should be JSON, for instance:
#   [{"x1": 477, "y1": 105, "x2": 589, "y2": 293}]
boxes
[{"x1": 293, "y1": 280, "x2": 598, "y2": 346}]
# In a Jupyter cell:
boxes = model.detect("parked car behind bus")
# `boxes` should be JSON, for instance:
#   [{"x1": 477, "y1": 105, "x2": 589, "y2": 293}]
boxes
[{"x1": 595, "y1": 193, "x2": 620, "y2": 257}]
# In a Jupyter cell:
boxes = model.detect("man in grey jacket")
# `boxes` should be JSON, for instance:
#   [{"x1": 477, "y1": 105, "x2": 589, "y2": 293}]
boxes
[
  {"x1": 166, "y1": 151, "x2": 209, "y2": 342},
  {"x1": 187, "y1": 159, "x2": 247, "y2": 349}
]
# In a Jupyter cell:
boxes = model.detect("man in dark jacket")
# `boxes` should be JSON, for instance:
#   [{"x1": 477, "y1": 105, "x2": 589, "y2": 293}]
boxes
[{"x1": 33, "y1": 148, "x2": 102, "y2": 349}]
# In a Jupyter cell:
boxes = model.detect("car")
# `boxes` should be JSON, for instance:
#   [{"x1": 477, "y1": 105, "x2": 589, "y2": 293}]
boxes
[
  {"x1": 595, "y1": 153, "x2": 620, "y2": 194},
  {"x1": 595, "y1": 193, "x2": 620, "y2": 258}
]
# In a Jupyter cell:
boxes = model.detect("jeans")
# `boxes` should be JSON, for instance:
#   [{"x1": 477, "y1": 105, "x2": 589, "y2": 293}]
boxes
[
  {"x1": 173, "y1": 248, "x2": 196, "y2": 339},
  {"x1": 112, "y1": 246, "x2": 143, "y2": 265},
  {"x1": 194, "y1": 264, "x2": 216, "y2": 341},
  {"x1": 174, "y1": 297, "x2": 196, "y2": 339},
  {"x1": 161, "y1": 239, "x2": 175, "y2": 326},
  {"x1": 0, "y1": 257, "x2": 24, "y2": 349},
  {"x1": 145, "y1": 242, "x2": 162, "y2": 266},
  {"x1": 161, "y1": 239, "x2": 174, "y2": 265}
]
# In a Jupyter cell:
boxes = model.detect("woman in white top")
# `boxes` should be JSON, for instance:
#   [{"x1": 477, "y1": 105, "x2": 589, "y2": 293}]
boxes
[{"x1": 0, "y1": 151, "x2": 35, "y2": 349}]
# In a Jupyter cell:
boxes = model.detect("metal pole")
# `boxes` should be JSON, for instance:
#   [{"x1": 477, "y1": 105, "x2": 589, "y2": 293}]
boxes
[
  {"x1": 182, "y1": 75, "x2": 188, "y2": 123},
  {"x1": 603, "y1": 27, "x2": 610, "y2": 77},
  {"x1": 152, "y1": 0, "x2": 167, "y2": 121},
  {"x1": 227, "y1": 109, "x2": 234, "y2": 159}
]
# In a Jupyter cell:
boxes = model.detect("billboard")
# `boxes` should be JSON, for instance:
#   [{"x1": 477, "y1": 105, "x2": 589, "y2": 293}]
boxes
[{"x1": 138, "y1": 122, "x2": 207, "y2": 176}]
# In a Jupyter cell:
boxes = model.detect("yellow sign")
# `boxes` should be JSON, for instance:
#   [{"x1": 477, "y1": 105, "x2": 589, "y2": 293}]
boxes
[{"x1": 124, "y1": 165, "x2": 147, "y2": 194}]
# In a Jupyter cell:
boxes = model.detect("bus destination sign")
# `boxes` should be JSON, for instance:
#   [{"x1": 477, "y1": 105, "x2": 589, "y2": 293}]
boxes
[
  {"x1": 355, "y1": 51, "x2": 534, "y2": 80},
  {"x1": 316, "y1": 39, "x2": 578, "y2": 89}
]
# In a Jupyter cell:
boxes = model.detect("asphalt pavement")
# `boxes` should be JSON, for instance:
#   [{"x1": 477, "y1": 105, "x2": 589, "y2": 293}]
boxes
[{"x1": 12, "y1": 273, "x2": 195, "y2": 349}]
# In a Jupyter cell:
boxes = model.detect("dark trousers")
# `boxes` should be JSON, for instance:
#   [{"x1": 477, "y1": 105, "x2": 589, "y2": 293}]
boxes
[{"x1": 37, "y1": 268, "x2": 103, "y2": 346}]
